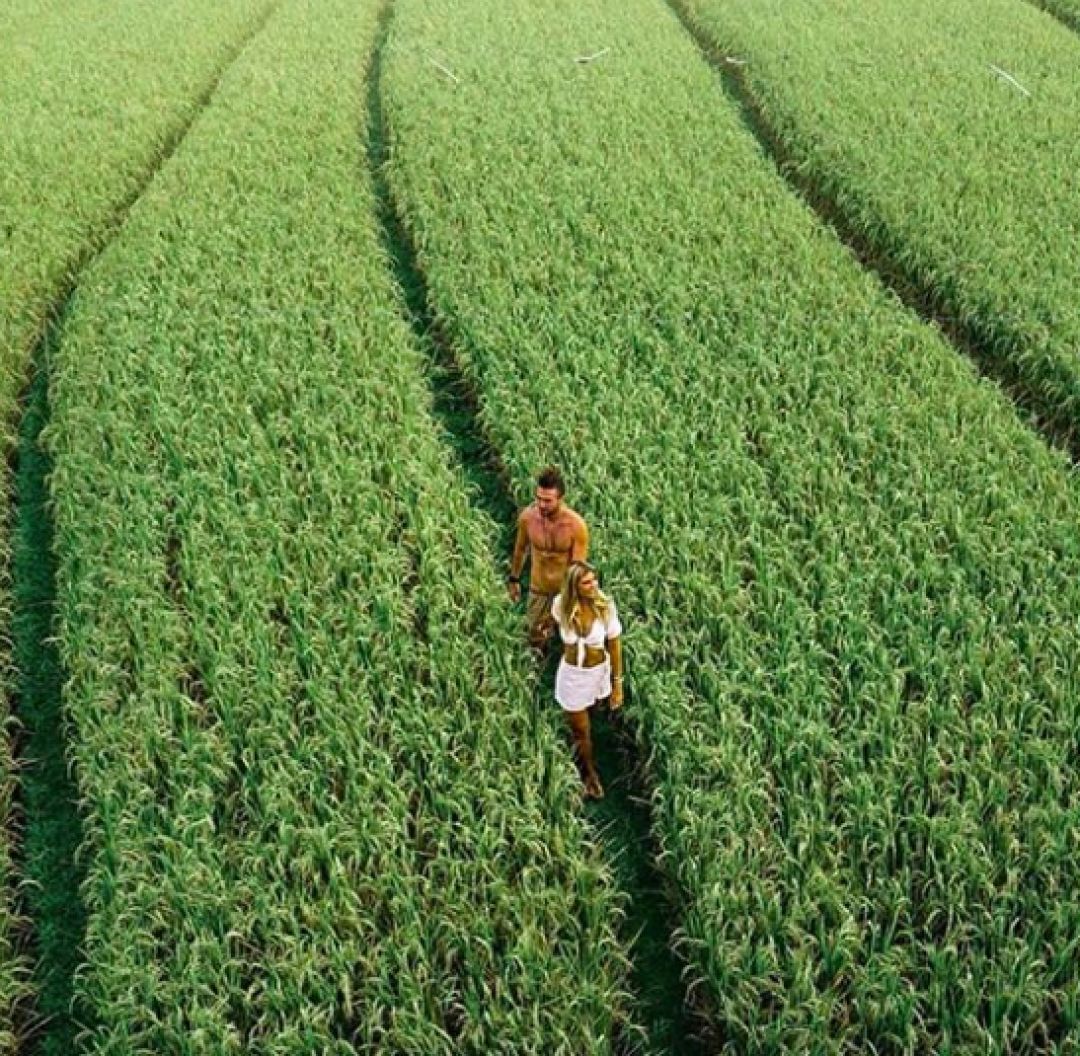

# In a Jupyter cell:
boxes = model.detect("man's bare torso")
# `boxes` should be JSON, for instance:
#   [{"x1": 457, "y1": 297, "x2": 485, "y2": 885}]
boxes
[{"x1": 522, "y1": 504, "x2": 588, "y2": 594}]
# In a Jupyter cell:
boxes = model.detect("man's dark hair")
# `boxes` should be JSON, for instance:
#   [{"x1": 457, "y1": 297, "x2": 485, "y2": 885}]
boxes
[{"x1": 537, "y1": 465, "x2": 565, "y2": 495}]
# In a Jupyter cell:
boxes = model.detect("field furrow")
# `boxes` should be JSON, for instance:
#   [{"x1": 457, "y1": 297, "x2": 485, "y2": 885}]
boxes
[
  {"x1": 382, "y1": 0, "x2": 1080, "y2": 1049},
  {"x1": 11, "y1": 324, "x2": 87, "y2": 1056},
  {"x1": 46, "y1": 0, "x2": 631, "y2": 1050},
  {"x1": 667, "y1": 4, "x2": 1078, "y2": 469},
  {"x1": 676, "y1": 0, "x2": 1080, "y2": 444}
]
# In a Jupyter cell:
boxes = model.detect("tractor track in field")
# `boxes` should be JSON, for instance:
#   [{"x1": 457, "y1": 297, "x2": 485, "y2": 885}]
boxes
[
  {"x1": 9, "y1": 310, "x2": 88, "y2": 1056},
  {"x1": 664, "y1": 0, "x2": 1080, "y2": 467},
  {"x1": 367, "y1": 6, "x2": 712, "y2": 1053},
  {"x1": 6, "y1": 3, "x2": 282, "y2": 1051}
]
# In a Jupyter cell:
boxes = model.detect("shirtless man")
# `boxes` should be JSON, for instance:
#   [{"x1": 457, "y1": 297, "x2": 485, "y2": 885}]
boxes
[{"x1": 507, "y1": 466, "x2": 589, "y2": 649}]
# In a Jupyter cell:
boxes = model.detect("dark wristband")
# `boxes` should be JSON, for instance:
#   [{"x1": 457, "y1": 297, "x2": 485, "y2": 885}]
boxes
[{"x1": 507, "y1": 575, "x2": 521, "y2": 584}]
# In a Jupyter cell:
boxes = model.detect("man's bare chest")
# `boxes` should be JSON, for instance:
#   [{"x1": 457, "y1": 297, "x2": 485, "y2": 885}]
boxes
[{"x1": 527, "y1": 516, "x2": 575, "y2": 554}]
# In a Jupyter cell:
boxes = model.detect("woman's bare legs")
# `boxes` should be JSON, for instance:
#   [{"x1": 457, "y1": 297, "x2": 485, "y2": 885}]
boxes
[{"x1": 567, "y1": 709, "x2": 603, "y2": 798}]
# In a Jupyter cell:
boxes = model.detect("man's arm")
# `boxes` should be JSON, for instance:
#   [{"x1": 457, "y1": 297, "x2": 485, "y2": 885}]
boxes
[
  {"x1": 571, "y1": 514, "x2": 589, "y2": 563},
  {"x1": 508, "y1": 511, "x2": 529, "y2": 601}
]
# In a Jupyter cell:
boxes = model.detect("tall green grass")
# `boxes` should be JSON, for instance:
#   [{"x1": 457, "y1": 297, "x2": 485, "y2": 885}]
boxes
[
  {"x1": 46, "y1": 0, "x2": 631, "y2": 1049},
  {"x1": 383, "y1": 0, "x2": 1080, "y2": 1048},
  {"x1": 0, "y1": 0, "x2": 84, "y2": 48},
  {"x1": 678, "y1": 0, "x2": 1080, "y2": 441},
  {"x1": 0, "y1": 4, "x2": 273, "y2": 1042},
  {"x1": 1, "y1": 0, "x2": 274, "y2": 425}
]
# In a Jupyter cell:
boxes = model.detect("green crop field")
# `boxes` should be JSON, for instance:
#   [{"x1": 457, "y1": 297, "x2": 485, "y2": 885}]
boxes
[
  {"x1": 677, "y1": 0, "x2": 1080, "y2": 443},
  {"x1": 1, "y1": 0, "x2": 272, "y2": 1046},
  {"x1": 1, "y1": 0, "x2": 274, "y2": 433},
  {"x1": 382, "y1": 0, "x2": 1080, "y2": 1049},
  {"x1": 4, "y1": 0, "x2": 1080, "y2": 1052},
  {"x1": 44, "y1": 0, "x2": 630, "y2": 1050}
]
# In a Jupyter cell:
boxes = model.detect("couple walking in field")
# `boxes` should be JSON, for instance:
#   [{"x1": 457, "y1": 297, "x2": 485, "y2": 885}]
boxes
[{"x1": 507, "y1": 466, "x2": 624, "y2": 799}]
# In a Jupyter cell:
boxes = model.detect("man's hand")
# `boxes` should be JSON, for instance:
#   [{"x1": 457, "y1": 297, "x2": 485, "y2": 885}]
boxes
[
  {"x1": 611, "y1": 681, "x2": 624, "y2": 710},
  {"x1": 507, "y1": 580, "x2": 522, "y2": 604}
]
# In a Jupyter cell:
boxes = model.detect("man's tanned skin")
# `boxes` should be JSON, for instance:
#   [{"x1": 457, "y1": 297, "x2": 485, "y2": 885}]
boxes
[
  {"x1": 509, "y1": 495, "x2": 589, "y2": 596},
  {"x1": 508, "y1": 470, "x2": 588, "y2": 646}
]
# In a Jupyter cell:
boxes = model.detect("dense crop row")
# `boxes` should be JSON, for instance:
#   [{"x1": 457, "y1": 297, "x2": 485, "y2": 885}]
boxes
[
  {"x1": 0, "y1": 0, "x2": 78, "y2": 46},
  {"x1": 677, "y1": 0, "x2": 1080, "y2": 440},
  {"x1": 0, "y1": 4, "x2": 272, "y2": 1043},
  {"x1": 383, "y1": 0, "x2": 1080, "y2": 1049},
  {"x1": 46, "y1": 0, "x2": 630, "y2": 1050}
]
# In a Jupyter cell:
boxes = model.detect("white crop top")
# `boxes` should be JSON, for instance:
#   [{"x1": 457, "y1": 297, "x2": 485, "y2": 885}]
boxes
[{"x1": 551, "y1": 594, "x2": 623, "y2": 665}]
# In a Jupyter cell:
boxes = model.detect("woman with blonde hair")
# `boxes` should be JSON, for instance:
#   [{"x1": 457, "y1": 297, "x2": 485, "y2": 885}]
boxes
[{"x1": 551, "y1": 561, "x2": 624, "y2": 798}]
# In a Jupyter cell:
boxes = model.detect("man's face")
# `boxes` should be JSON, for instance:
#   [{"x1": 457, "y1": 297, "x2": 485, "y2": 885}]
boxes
[{"x1": 536, "y1": 486, "x2": 562, "y2": 518}]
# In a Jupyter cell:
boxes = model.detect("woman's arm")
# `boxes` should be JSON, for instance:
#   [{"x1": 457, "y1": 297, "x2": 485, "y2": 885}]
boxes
[{"x1": 608, "y1": 636, "x2": 624, "y2": 709}]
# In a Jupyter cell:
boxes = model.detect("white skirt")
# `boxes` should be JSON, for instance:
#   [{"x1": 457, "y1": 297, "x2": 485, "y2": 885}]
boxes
[{"x1": 555, "y1": 658, "x2": 612, "y2": 713}]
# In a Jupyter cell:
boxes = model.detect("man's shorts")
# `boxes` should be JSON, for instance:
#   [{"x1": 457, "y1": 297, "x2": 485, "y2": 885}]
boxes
[{"x1": 526, "y1": 590, "x2": 558, "y2": 649}]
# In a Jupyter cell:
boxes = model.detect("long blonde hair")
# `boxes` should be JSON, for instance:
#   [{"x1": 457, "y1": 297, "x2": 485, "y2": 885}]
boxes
[{"x1": 557, "y1": 561, "x2": 612, "y2": 637}]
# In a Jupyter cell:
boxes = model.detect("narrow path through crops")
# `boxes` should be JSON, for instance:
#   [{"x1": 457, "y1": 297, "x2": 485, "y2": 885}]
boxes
[
  {"x1": 663, "y1": 0, "x2": 1080, "y2": 465},
  {"x1": 368, "y1": 7, "x2": 711, "y2": 1053},
  {"x1": 5, "y1": 6, "x2": 282, "y2": 1052},
  {"x1": 365, "y1": 14, "x2": 518, "y2": 549},
  {"x1": 583, "y1": 693, "x2": 715, "y2": 1055},
  {"x1": 10, "y1": 313, "x2": 87, "y2": 1056}
]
